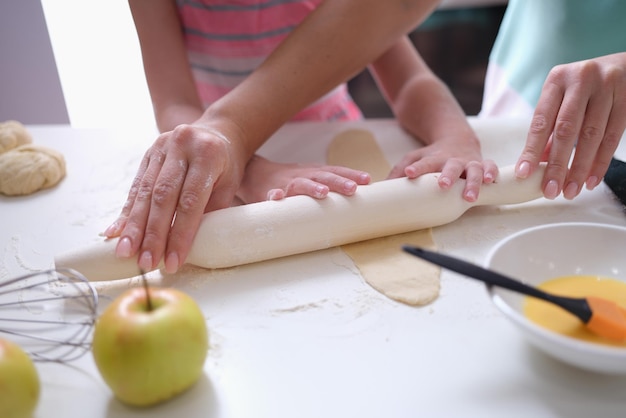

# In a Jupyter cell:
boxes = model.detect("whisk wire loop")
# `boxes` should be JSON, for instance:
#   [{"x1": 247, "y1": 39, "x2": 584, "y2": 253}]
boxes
[{"x1": 0, "y1": 268, "x2": 99, "y2": 363}]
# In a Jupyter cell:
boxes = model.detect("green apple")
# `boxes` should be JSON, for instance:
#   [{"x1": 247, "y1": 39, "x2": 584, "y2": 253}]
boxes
[
  {"x1": 0, "y1": 338, "x2": 40, "y2": 418},
  {"x1": 92, "y1": 286, "x2": 208, "y2": 407}
]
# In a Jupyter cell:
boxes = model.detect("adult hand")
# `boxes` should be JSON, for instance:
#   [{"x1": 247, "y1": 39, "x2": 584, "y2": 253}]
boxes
[
  {"x1": 387, "y1": 139, "x2": 498, "y2": 203},
  {"x1": 238, "y1": 156, "x2": 371, "y2": 202},
  {"x1": 104, "y1": 124, "x2": 245, "y2": 274},
  {"x1": 515, "y1": 52, "x2": 626, "y2": 200}
]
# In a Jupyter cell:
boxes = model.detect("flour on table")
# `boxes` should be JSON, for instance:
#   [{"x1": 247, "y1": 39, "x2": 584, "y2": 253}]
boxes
[{"x1": 326, "y1": 129, "x2": 440, "y2": 306}]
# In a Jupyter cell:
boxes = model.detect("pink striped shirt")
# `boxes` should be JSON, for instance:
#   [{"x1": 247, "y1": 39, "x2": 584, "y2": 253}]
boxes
[{"x1": 176, "y1": 0, "x2": 363, "y2": 121}]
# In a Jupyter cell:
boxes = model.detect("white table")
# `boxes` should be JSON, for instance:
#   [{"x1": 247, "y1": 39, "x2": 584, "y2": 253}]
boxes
[{"x1": 2, "y1": 118, "x2": 626, "y2": 418}]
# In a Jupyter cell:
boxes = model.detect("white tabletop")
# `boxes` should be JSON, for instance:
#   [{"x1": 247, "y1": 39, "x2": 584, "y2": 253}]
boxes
[{"x1": 2, "y1": 118, "x2": 626, "y2": 418}]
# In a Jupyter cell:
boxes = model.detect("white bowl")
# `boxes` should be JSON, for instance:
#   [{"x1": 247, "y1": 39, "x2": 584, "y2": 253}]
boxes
[{"x1": 485, "y1": 222, "x2": 626, "y2": 374}]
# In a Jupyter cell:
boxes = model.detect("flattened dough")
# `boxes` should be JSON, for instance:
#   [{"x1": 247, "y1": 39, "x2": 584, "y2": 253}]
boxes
[
  {"x1": 327, "y1": 129, "x2": 440, "y2": 306},
  {"x1": 339, "y1": 230, "x2": 439, "y2": 306},
  {"x1": 327, "y1": 129, "x2": 391, "y2": 182}
]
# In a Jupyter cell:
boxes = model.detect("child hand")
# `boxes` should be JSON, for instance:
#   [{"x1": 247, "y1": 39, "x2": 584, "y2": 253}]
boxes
[
  {"x1": 238, "y1": 156, "x2": 371, "y2": 202},
  {"x1": 387, "y1": 141, "x2": 498, "y2": 202}
]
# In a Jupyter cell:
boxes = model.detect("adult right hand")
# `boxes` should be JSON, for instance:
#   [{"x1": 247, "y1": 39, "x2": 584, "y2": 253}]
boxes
[{"x1": 104, "y1": 123, "x2": 245, "y2": 274}]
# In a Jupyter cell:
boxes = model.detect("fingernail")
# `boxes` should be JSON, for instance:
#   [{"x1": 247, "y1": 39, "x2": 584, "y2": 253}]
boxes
[
  {"x1": 544, "y1": 180, "x2": 559, "y2": 200},
  {"x1": 563, "y1": 182, "x2": 579, "y2": 200},
  {"x1": 165, "y1": 252, "x2": 180, "y2": 274},
  {"x1": 267, "y1": 190, "x2": 282, "y2": 200},
  {"x1": 314, "y1": 185, "x2": 328, "y2": 198},
  {"x1": 439, "y1": 176, "x2": 452, "y2": 188},
  {"x1": 116, "y1": 237, "x2": 132, "y2": 258},
  {"x1": 359, "y1": 173, "x2": 371, "y2": 184},
  {"x1": 103, "y1": 222, "x2": 119, "y2": 237},
  {"x1": 403, "y1": 167, "x2": 417, "y2": 178},
  {"x1": 586, "y1": 176, "x2": 600, "y2": 190},
  {"x1": 516, "y1": 161, "x2": 530, "y2": 179},
  {"x1": 343, "y1": 180, "x2": 357, "y2": 194},
  {"x1": 138, "y1": 251, "x2": 153, "y2": 271},
  {"x1": 464, "y1": 190, "x2": 477, "y2": 202}
]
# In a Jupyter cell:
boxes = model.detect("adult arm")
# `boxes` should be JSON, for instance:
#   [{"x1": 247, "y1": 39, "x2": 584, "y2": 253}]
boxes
[{"x1": 110, "y1": 0, "x2": 441, "y2": 274}]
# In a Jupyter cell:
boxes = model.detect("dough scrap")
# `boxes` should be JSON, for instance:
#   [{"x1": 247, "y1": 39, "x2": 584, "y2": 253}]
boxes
[
  {"x1": 341, "y1": 230, "x2": 440, "y2": 306},
  {"x1": 326, "y1": 129, "x2": 391, "y2": 182},
  {"x1": 0, "y1": 143, "x2": 66, "y2": 196},
  {"x1": 327, "y1": 129, "x2": 440, "y2": 306},
  {"x1": 0, "y1": 120, "x2": 33, "y2": 154}
]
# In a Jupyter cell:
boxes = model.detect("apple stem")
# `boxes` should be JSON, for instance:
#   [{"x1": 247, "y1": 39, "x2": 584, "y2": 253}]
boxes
[{"x1": 140, "y1": 270, "x2": 153, "y2": 312}]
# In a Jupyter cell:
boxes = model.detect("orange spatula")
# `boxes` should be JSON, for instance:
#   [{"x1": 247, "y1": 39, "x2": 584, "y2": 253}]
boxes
[{"x1": 402, "y1": 245, "x2": 626, "y2": 341}]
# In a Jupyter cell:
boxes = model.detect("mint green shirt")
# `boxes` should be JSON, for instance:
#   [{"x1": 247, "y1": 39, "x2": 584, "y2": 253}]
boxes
[{"x1": 490, "y1": 0, "x2": 626, "y2": 108}]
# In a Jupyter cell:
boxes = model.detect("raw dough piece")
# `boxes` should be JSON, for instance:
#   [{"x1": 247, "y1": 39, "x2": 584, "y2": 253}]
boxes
[
  {"x1": 340, "y1": 230, "x2": 440, "y2": 306},
  {"x1": 327, "y1": 129, "x2": 391, "y2": 182},
  {"x1": 327, "y1": 129, "x2": 440, "y2": 306},
  {"x1": 0, "y1": 120, "x2": 32, "y2": 154},
  {"x1": 0, "y1": 144, "x2": 66, "y2": 196}
]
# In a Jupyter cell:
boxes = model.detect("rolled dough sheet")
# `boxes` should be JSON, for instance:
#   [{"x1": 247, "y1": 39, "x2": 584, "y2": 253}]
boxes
[{"x1": 326, "y1": 129, "x2": 440, "y2": 306}]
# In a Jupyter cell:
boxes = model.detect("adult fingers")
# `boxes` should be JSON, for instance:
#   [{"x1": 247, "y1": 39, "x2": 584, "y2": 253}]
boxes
[
  {"x1": 104, "y1": 153, "x2": 150, "y2": 238},
  {"x1": 162, "y1": 134, "x2": 235, "y2": 273},
  {"x1": 136, "y1": 153, "x2": 189, "y2": 272},
  {"x1": 517, "y1": 79, "x2": 564, "y2": 179},
  {"x1": 561, "y1": 93, "x2": 612, "y2": 199},
  {"x1": 160, "y1": 163, "x2": 218, "y2": 274},
  {"x1": 536, "y1": 69, "x2": 588, "y2": 199},
  {"x1": 115, "y1": 144, "x2": 168, "y2": 260},
  {"x1": 585, "y1": 71, "x2": 626, "y2": 191}
]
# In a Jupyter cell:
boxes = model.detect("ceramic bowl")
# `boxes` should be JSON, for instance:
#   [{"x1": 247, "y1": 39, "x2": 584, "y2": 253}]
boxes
[{"x1": 485, "y1": 222, "x2": 626, "y2": 374}]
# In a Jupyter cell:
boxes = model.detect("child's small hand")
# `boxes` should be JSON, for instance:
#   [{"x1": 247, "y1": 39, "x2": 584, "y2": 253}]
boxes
[
  {"x1": 238, "y1": 156, "x2": 371, "y2": 202},
  {"x1": 387, "y1": 141, "x2": 498, "y2": 202}
]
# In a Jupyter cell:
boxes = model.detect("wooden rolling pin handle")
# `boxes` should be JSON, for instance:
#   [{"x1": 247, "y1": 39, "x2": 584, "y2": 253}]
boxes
[{"x1": 55, "y1": 164, "x2": 545, "y2": 281}]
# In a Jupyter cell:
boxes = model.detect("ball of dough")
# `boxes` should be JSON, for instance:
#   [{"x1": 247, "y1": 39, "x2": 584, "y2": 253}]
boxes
[
  {"x1": 0, "y1": 144, "x2": 66, "y2": 196},
  {"x1": 0, "y1": 120, "x2": 32, "y2": 154}
]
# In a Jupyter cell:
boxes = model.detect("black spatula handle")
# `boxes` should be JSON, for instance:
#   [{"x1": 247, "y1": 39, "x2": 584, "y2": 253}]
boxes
[{"x1": 401, "y1": 245, "x2": 592, "y2": 322}]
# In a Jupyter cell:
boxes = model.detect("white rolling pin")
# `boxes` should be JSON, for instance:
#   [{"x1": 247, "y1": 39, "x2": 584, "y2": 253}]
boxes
[{"x1": 55, "y1": 164, "x2": 546, "y2": 281}]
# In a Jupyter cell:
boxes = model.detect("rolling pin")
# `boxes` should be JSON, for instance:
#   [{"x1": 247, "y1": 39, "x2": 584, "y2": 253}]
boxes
[{"x1": 55, "y1": 164, "x2": 546, "y2": 281}]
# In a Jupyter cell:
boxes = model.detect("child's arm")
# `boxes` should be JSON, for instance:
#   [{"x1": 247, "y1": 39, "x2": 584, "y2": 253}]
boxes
[
  {"x1": 237, "y1": 156, "x2": 372, "y2": 203},
  {"x1": 368, "y1": 36, "x2": 498, "y2": 202}
]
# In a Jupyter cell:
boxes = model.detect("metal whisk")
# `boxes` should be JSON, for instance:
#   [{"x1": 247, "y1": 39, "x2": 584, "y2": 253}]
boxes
[{"x1": 0, "y1": 268, "x2": 98, "y2": 363}]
